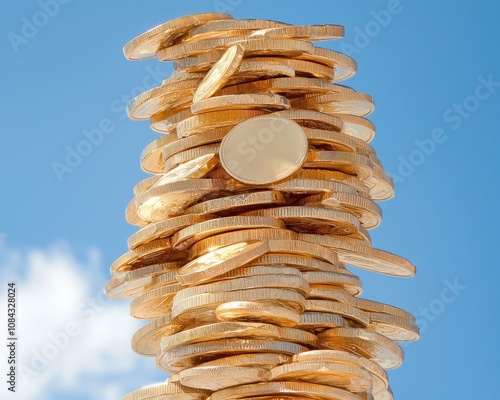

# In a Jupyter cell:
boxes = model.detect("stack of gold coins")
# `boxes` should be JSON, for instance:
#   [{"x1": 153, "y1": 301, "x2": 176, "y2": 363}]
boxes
[{"x1": 106, "y1": 12, "x2": 419, "y2": 400}]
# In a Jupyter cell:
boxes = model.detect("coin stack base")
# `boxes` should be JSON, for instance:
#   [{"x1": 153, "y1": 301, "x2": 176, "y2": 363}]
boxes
[{"x1": 107, "y1": 12, "x2": 419, "y2": 400}]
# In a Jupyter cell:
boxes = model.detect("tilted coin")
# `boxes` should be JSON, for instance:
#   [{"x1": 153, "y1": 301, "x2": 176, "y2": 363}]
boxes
[
  {"x1": 173, "y1": 216, "x2": 284, "y2": 250},
  {"x1": 234, "y1": 38, "x2": 314, "y2": 57},
  {"x1": 299, "y1": 47, "x2": 357, "y2": 81},
  {"x1": 191, "y1": 94, "x2": 290, "y2": 114},
  {"x1": 210, "y1": 265, "x2": 303, "y2": 281},
  {"x1": 123, "y1": 12, "x2": 233, "y2": 60},
  {"x1": 215, "y1": 301, "x2": 301, "y2": 327},
  {"x1": 353, "y1": 298, "x2": 416, "y2": 322},
  {"x1": 228, "y1": 60, "x2": 296, "y2": 85},
  {"x1": 193, "y1": 44, "x2": 244, "y2": 102},
  {"x1": 304, "y1": 300, "x2": 370, "y2": 327},
  {"x1": 122, "y1": 381, "x2": 210, "y2": 400},
  {"x1": 275, "y1": 326, "x2": 319, "y2": 348},
  {"x1": 333, "y1": 113, "x2": 376, "y2": 142},
  {"x1": 157, "y1": 36, "x2": 248, "y2": 61},
  {"x1": 367, "y1": 312, "x2": 420, "y2": 342},
  {"x1": 305, "y1": 151, "x2": 374, "y2": 181},
  {"x1": 292, "y1": 91, "x2": 375, "y2": 117},
  {"x1": 162, "y1": 71, "x2": 207, "y2": 85},
  {"x1": 304, "y1": 127, "x2": 357, "y2": 152},
  {"x1": 219, "y1": 116, "x2": 309, "y2": 185},
  {"x1": 140, "y1": 133, "x2": 179, "y2": 174},
  {"x1": 162, "y1": 145, "x2": 220, "y2": 172},
  {"x1": 249, "y1": 253, "x2": 341, "y2": 273},
  {"x1": 303, "y1": 271, "x2": 363, "y2": 296},
  {"x1": 130, "y1": 282, "x2": 183, "y2": 319},
  {"x1": 266, "y1": 239, "x2": 339, "y2": 266},
  {"x1": 273, "y1": 109, "x2": 344, "y2": 131},
  {"x1": 198, "y1": 353, "x2": 291, "y2": 369},
  {"x1": 364, "y1": 164, "x2": 395, "y2": 201},
  {"x1": 308, "y1": 287, "x2": 355, "y2": 304},
  {"x1": 318, "y1": 328, "x2": 404, "y2": 370},
  {"x1": 249, "y1": 56, "x2": 335, "y2": 80},
  {"x1": 297, "y1": 312, "x2": 347, "y2": 331},
  {"x1": 250, "y1": 25, "x2": 344, "y2": 41}
]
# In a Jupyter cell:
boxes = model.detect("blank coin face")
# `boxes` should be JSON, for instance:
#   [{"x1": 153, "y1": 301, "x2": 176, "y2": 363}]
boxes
[{"x1": 220, "y1": 116, "x2": 308, "y2": 185}]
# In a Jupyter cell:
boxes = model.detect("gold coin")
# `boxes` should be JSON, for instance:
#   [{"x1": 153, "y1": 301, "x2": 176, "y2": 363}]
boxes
[
  {"x1": 270, "y1": 361, "x2": 372, "y2": 393},
  {"x1": 122, "y1": 381, "x2": 210, "y2": 400},
  {"x1": 249, "y1": 56, "x2": 334, "y2": 80},
  {"x1": 177, "y1": 241, "x2": 270, "y2": 285},
  {"x1": 249, "y1": 254, "x2": 342, "y2": 273},
  {"x1": 178, "y1": 19, "x2": 290, "y2": 43},
  {"x1": 334, "y1": 114, "x2": 376, "y2": 142},
  {"x1": 174, "y1": 50, "x2": 227, "y2": 72},
  {"x1": 367, "y1": 312, "x2": 420, "y2": 342},
  {"x1": 318, "y1": 328, "x2": 404, "y2": 370},
  {"x1": 220, "y1": 116, "x2": 309, "y2": 185},
  {"x1": 162, "y1": 144, "x2": 220, "y2": 173},
  {"x1": 209, "y1": 381, "x2": 360, "y2": 400},
  {"x1": 199, "y1": 353, "x2": 291, "y2": 369},
  {"x1": 308, "y1": 288, "x2": 355, "y2": 304},
  {"x1": 174, "y1": 365, "x2": 271, "y2": 391},
  {"x1": 235, "y1": 38, "x2": 314, "y2": 57},
  {"x1": 292, "y1": 92, "x2": 375, "y2": 117},
  {"x1": 305, "y1": 151, "x2": 374, "y2": 181},
  {"x1": 303, "y1": 271, "x2": 362, "y2": 296},
  {"x1": 353, "y1": 298, "x2": 415, "y2": 321},
  {"x1": 173, "y1": 216, "x2": 284, "y2": 250},
  {"x1": 246, "y1": 206, "x2": 360, "y2": 236},
  {"x1": 267, "y1": 239, "x2": 339, "y2": 266},
  {"x1": 157, "y1": 36, "x2": 248, "y2": 61},
  {"x1": 250, "y1": 25, "x2": 344, "y2": 42},
  {"x1": 105, "y1": 267, "x2": 177, "y2": 300},
  {"x1": 176, "y1": 109, "x2": 268, "y2": 138},
  {"x1": 131, "y1": 314, "x2": 186, "y2": 357},
  {"x1": 304, "y1": 300, "x2": 370, "y2": 327},
  {"x1": 211, "y1": 265, "x2": 303, "y2": 281},
  {"x1": 274, "y1": 178, "x2": 356, "y2": 197},
  {"x1": 128, "y1": 179, "x2": 226, "y2": 225},
  {"x1": 191, "y1": 94, "x2": 290, "y2": 114},
  {"x1": 162, "y1": 71, "x2": 207, "y2": 86},
  {"x1": 123, "y1": 12, "x2": 233, "y2": 60},
  {"x1": 151, "y1": 107, "x2": 193, "y2": 134},
  {"x1": 127, "y1": 78, "x2": 201, "y2": 120},
  {"x1": 300, "y1": 47, "x2": 357, "y2": 82},
  {"x1": 304, "y1": 127, "x2": 356, "y2": 152},
  {"x1": 161, "y1": 322, "x2": 281, "y2": 351},
  {"x1": 297, "y1": 312, "x2": 346, "y2": 331},
  {"x1": 215, "y1": 301, "x2": 301, "y2": 327},
  {"x1": 228, "y1": 60, "x2": 296, "y2": 85},
  {"x1": 158, "y1": 339, "x2": 308, "y2": 372},
  {"x1": 128, "y1": 214, "x2": 208, "y2": 250},
  {"x1": 193, "y1": 44, "x2": 245, "y2": 103},
  {"x1": 185, "y1": 190, "x2": 286, "y2": 216},
  {"x1": 299, "y1": 233, "x2": 417, "y2": 277},
  {"x1": 130, "y1": 282, "x2": 183, "y2": 319},
  {"x1": 141, "y1": 133, "x2": 178, "y2": 174},
  {"x1": 275, "y1": 326, "x2": 319, "y2": 348},
  {"x1": 273, "y1": 109, "x2": 344, "y2": 131},
  {"x1": 364, "y1": 164, "x2": 395, "y2": 201}
]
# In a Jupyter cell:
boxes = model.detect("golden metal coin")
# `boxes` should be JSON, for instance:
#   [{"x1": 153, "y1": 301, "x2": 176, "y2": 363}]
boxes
[
  {"x1": 191, "y1": 94, "x2": 290, "y2": 114},
  {"x1": 249, "y1": 254, "x2": 342, "y2": 273},
  {"x1": 318, "y1": 328, "x2": 404, "y2": 370},
  {"x1": 220, "y1": 116, "x2": 308, "y2": 185},
  {"x1": 123, "y1": 12, "x2": 233, "y2": 60},
  {"x1": 162, "y1": 71, "x2": 206, "y2": 85},
  {"x1": 173, "y1": 216, "x2": 284, "y2": 250},
  {"x1": 209, "y1": 381, "x2": 360, "y2": 400},
  {"x1": 273, "y1": 109, "x2": 344, "y2": 131},
  {"x1": 303, "y1": 271, "x2": 362, "y2": 296},
  {"x1": 199, "y1": 353, "x2": 291, "y2": 369},
  {"x1": 215, "y1": 301, "x2": 301, "y2": 327},
  {"x1": 270, "y1": 361, "x2": 372, "y2": 393},
  {"x1": 334, "y1": 114, "x2": 376, "y2": 142},
  {"x1": 163, "y1": 144, "x2": 220, "y2": 172},
  {"x1": 304, "y1": 127, "x2": 356, "y2": 152},
  {"x1": 267, "y1": 239, "x2": 339, "y2": 266},
  {"x1": 157, "y1": 36, "x2": 248, "y2": 61},
  {"x1": 158, "y1": 339, "x2": 308, "y2": 372},
  {"x1": 193, "y1": 44, "x2": 245, "y2": 103},
  {"x1": 174, "y1": 50, "x2": 227, "y2": 72},
  {"x1": 300, "y1": 47, "x2": 357, "y2": 81},
  {"x1": 353, "y1": 298, "x2": 415, "y2": 321},
  {"x1": 141, "y1": 134, "x2": 178, "y2": 174},
  {"x1": 250, "y1": 25, "x2": 344, "y2": 41},
  {"x1": 177, "y1": 241, "x2": 270, "y2": 285},
  {"x1": 156, "y1": 153, "x2": 220, "y2": 187},
  {"x1": 304, "y1": 300, "x2": 370, "y2": 327},
  {"x1": 364, "y1": 164, "x2": 395, "y2": 201},
  {"x1": 228, "y1": 60, "x2": 296, "y2": 85},
  {"x1": 122, "y1": 381, "x2": 210, "y2": 400},
  {"x1": 367, "y1": 312, "x2": 420, "y2": 342},
  {"x1": 275, "y1": 326, "x2": 319, "y2": 348},
  {"x1": 297, "y1": 312, "x2": 347, "y2": 331},
  {"x1": 131, "y1": 314, "x2": 186, "y2": 357},
  {"x1": 235, "y1": 38, "x2": 314, "y2": 57},
  {"x1": 176, "y1": 109, "x2": 268, "y2": 138},
  {"x1": 275, "y1": 178, "x2": 356, "y2": 197},
  {"x1": 174, "y1": 365, "x2": 271, "y2": 391},
  {"x1": 211, "y1": 265, "x2": 303, "y2": 281},
  {"x1": 305, "y1": 151, "x2": 374, "y2": 181},
  {"x1": 178, "y1": 19, "x2": 290, "y2": 43},
  {"x1": 151, "y1": 107, "x2": 193, "y2": 134},
  {"x1": 185, "y1": 190, "x2": 286, "y2": 216},
  {"x1": 292, "y1": 92, "x2": 375, "y2": 117},
  {"x1": 308, "y1": 288, "x2": 355, "y2": 304},
  {"x1": 299, "y1": 234, "x2": 417, "y2": 277},
  {"x1": 130, "y1": 282, "x2": 182, "y2": 319},
  {"x1": 249, "y1": 56, "x2": 335, "y2": 80}
]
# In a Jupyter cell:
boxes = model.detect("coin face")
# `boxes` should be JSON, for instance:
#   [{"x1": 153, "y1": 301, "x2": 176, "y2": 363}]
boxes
[{"x1": 220, "y1": 116, "x2": 308, "y2": 185}]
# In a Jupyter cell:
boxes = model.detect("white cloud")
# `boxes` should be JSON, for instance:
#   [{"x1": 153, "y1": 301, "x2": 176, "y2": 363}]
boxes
[{"x1": 0, "y1": 242, "x2": 163, "y2": 399}]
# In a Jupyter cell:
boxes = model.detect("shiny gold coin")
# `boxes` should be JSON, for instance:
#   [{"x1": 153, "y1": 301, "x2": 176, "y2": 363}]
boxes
[
  {"x1": 304, "y1": 127, "x2": 357, "y2": 152},
  {"x1": 305, "y1": 151, "x2": 374, "y2": 181},
  {"x1": 127, "y1": 78, "x2": 201, "y2": 120},
  {"x1": 161, "y1": 322, "x2": 281, "y2": 351},
  {"x1": 215, "y1": 301, "x2": 301, "y2": 327},
  {"x1": 303, "y1": 271, "x2": 362, "y2": 296},
  {"x1": 178, "y1": 19, "x2": 290, "y2": 43},
  {"x1": 130, "y1": 282, "x2": 183, "y2": 319},
  {"x1": 246, "y1": 206, "x2": 360, "y2": 236},
  {"x1": 297, "y1": 312, "x2": 346, "y2": 331},
  {"x1": 141, "y1": 133, "x2": 179, "y2": 174},
  {"x1": 275, "y1": 326, "x2": 319, "y2": 348},
  {"x1": 299, "y1": 234, "x2": 417, "y2": 277},
  {"x1": 162, "y1": 72, "x2": 206, "y2": 86},
  {"x1": 157, "y1": 36, "x2": 248, "y2": 61},
  {"x1": 209, "y1": 381, "x2": 360, "y2": 400},
  {"x1": 123, "y1": 12, "x2": 233, "y2": 60},
  {"x1": 267, "y1": 239, "x2": 339, "y2": 266},
  {"x1": 367, "y1": 312, "x2": 420, "y2": 342},
  {"x1": 292, "y1": 92, "x2": 375, "y2": 117},
  {"x1": 318, "y1": 328, "x2": 404, "y2": 370},
  {"x1": 308, "y1": 288, "x2": 355, "y2": 304},
  {"x1": 353, "y1": 298, "x2": 415, "y2": 321},
  {"x1": 199, "y1": 353, "x2": 291, "y2": 369},
  {"x1": 194, "y1": 44, "x2": 244, "y2": 103},
  {"x1": 105, "y1": 267, "x2": 177, "y2": 300},
  {"x1": 304, "y1": 300, "x2": 370, "y2": 327},
  {"x1": 128, "y1": 179, "x2": 226, "y2": 225},
  {"x1": 173, "y1": 216, "x2": 284, "y2": 251},
  {"x1": 273, "y1": 109, "x2": 344, "y2": 132},
  {"x1": 158, "y1": 339, "x2": 308, "y2": 372},
  {"x1": 174, "y1": 50, "x2": 227, "y2": 72},
  {"x1": 235, "y1": 38, "x2": 314, "y2": 57},
  {"x1": 128, "y1": 214, "x2": 208, "y2": 250},
  {"x1": 173, "y1": 365, "x2": 271, "y2": 391},
  {"x1": 151, "y1": 107, "x2": 193, "y2": 134},
  {"x1": 177, "y1": 241, "x2": 270, "y2": 285},
  {"x1": 270, "y1": 361, "x2": 372, "y2": 393},
  {"x1": 131, "y1": 314, "x2": 186, "y2": 357},
  {"x1": 185, "y1": 190, "x2": 286, "y2": 216},
  {"x1": 274, "y1": 178, "x2": 356, "y2": 197},
  {"x1": 300, "y1": 47, "x2": 357, "y2": 82},
  {"x1": 163, "y1": 144, "x2": 220, "y2": 173},
  {"x1": 122, "y1": 381, "x2": 210, "y2": 400},
  {"x1": 210, "y1": 265, "x2": 303, "y2": 281},
  {"x1": 249, "y1": 56, "x2": 335, "y2": 80},
  {"x1": 220, "y1": 116, "x2": 309, "y2": 185},
  {"x1": 364, "y1": 164, "x2": 395, "y2": 201},
  {"x1": 191, "y1": 94, "x2": 290, "y2": 114},
  {"x1": 228, "y1": 60, "x2": 296, "y2": 85},
  {"x1": 176, "y1": 109, "x2": 268, "y2": 138},
  {"x1": 250, "y1": 25, "x2": 344, "y2": 41},
  {"x1": 249, "y1": 254, "x2": 342, "y2": 273},
  {"x1": 334, "y1": 114, "x2": 376, "y2": 142}
]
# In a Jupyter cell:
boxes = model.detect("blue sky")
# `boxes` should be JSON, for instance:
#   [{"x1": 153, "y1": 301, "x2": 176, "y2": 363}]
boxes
[{"x1": 1, "y1": 0, "x2": 499, "y2": 399}]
